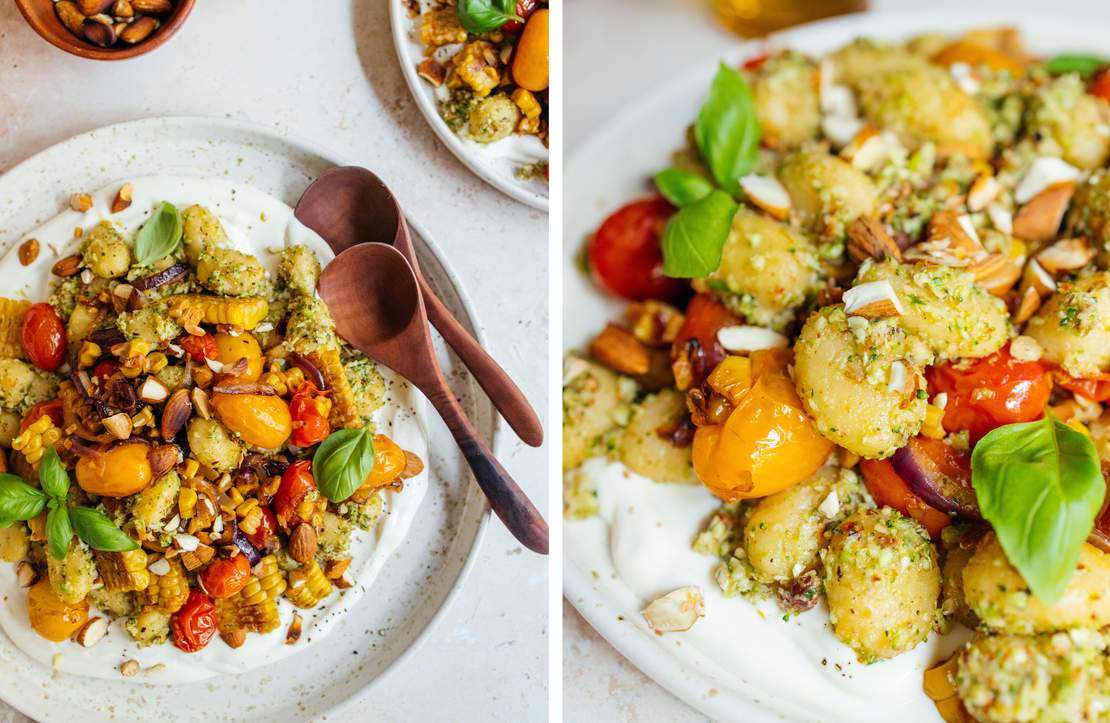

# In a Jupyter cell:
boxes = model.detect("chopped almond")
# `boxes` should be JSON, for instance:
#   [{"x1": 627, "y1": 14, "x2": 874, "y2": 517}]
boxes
[
  {"x1": 588, "y1": 323, "x2": 651, "y2": 376},
  {"x1": 1012, "y1": 181, "x2": 1075, "y2": 243},
  {"x1": 716, "y1": 325, "x2": 788, "y2": 353},
  {"x1": 847, "y1": 216, "x2": 902, "y2": 263},
  {"x1": 1013, "y1": 285, "x2": 1042, "y2": 324},
  {"x1": 968, "y1": 254, "x2": 1021, "y2": 296},
  {"x1": 1036, "y1": 237, "x2": 1093, "y2": 274},
  {"x1": 1014, "y1": 157, "x2": 1080, "y2": 204},
  {"x1": 967, "y1": 173, "x2": 1001, "y2": 212},
  {"x1": 843, "y1": 280, "x2": 904, "y2": 317},
  {"x1": 642, "y1": 586, "x2": 705, "y2": 634},
  {"x1": 739, "y1": 174, "x2": 791, "y2": 221}
]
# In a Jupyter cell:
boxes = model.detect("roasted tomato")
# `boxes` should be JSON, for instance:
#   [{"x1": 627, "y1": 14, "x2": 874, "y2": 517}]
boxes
[
  {"x1": 211, "y1": 392, "x2": 292, "y2": 449},
  {"x1": 859, "y1": 458, "x2": 951, "y2": 538},
  {"x1": 1056, "y1": 370, "x2": 1110, "y2": 403},
  {"x1": 926, "y1": 345, "x2": 1052, "y2": 442},
  {"x1": 502, "y1": 0, "x2": 538, "y2": 33},
  {"x1": 92, "y1": 359, "x2": 119, "y2": 382},
  {"x1": 20, "y1": 398, "x2": 63, "y2": 432},
  {"x1": 21, "y1": 303, "x2": 65, "y2": 371},
  {"x1": 75, "y1": 441, "x2": 153, "y2": 497},
  {"x1": 289, "y1": 383, "x2": 330, "y2": 448},
  {"x1": 178, "y1": 333, "x2": 217, "y2": 362},
  {"x1": 274, "y1": 460, "x2": 317, "y2": 529},
  {"x1": 26, "y1": 579, "x2": 88, "y2": 642},
  {"x1": 244, "y1": 505, "x2": 279, "y2": 551},
  {"x1": 588, "y1": 198, "x2": 687, "y2": 302},
  {"x1": 198, "y1": 554, "x2": 251, "y2": 599},
  {"x1": 1091, "y1": 68, "x2": 1110, "y2": 103},
  {"x1": 673, "y1": 294, "x2": 742, "y2": 384},
  {"x1": 171, "y1": 590, "x2": 217, "y2": 653},
  {"x1": 741, "y1": 52, "x2": 769, "y2": 71},
  {"x1": 360, "y1": 435, "x2": 407, "y2": 490}
]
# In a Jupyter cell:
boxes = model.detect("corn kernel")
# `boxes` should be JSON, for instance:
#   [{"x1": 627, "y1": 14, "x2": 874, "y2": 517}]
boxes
[
  {"x1": 131, "y1": 407, "x2": 154, "y2": 429},
  {"x1": 78, "y1": 341, "x2": 101, "y2": 368},
  {"x1": 285, "y1": 367, "x2": 305, "y2": 393},
  {"x1": 181, "y1": 459, "x2": 200, "y2": 479},
  {"x1": 235, "y1": 498, "x2": 259, "y2": 517},
  {"x1": 511, "y1": 88, "x2": 542, "y2": 119},
  {"x1": 239, "y1": 507, "x2": 262, "y2": 535},
  {"x1": 178, "y1": 488, "x2": 198, "y2": 519},
  {"x1": 922, "y1": 405, "x2": 946, "y2": 439},
  {"x1": 707, "y1": 356, "x2": 753, "y2": 406},
  {"x1": 295, "y1": 499, "x2": 314, "y2": 520},
  {"x1": 229, "y1": 488, "x2": 245, "y2": 506},
  {"x1": 145, "y1": 352, "x2": 168, "y2": 373},
  {"x1": 314, "y1": 397, "x2": 332, "y2": 418}
]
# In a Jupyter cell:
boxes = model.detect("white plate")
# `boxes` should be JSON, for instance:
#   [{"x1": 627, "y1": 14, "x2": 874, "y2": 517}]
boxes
[
  {"x1": 0, "y1": 116, "x2": 492, "y2": 722},
  {"x1": 389, "y1": 1, "x2": 549, "y2": 211},
  {"x1": 563, "y1": 10, "x2": 1109, "y2": 722}
]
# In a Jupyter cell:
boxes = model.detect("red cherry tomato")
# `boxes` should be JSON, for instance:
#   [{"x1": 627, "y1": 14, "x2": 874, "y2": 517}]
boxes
[
  {"x1": 588, "y1": 198, "x2": 687, "y2": 302},
  {"x1": 672, "y1": 294, "x2": 742, "y2": 384},
  {"x1": 92, "y1": 359, "x2": 119, "y2": 382},
  {"x1": 20, "y1": 399, "x2": 63, "y2": 432},
  {"x1": 742, "y1": 52, "x2": 769, "y2": 71},
  {"x1": 1090, "y1": 68, "x2": 1110, "y2": 103},
  {"x1": 859, "y1": 458, "x2": 951, "y2": 538},
  {"x1": 501, "y1": 0, "x2": 537, "y2": 32},
  {"x1": 171, "y1": 590, "x2": 217, "y2": 653},
  {"x1": 289, "y1": 383, "x2": 330, "y2": 448},
  {"x1": 178, "y1": 333, "x2": 216, "y2": 362},
  {"x1": 198, "y1": 554, "x2": 251, "y2": 599},
  {"x1": 21, "y1": 303, "x2": 65, "y2": 371},
  {"x1": 1056, "y1": 370, "x2": 1110, "y2": 403},
  {"x1": 274, "y1": 460, "x2": 317, "y2": 530},
  {"x1": 926, "y1": 344, "x2": 1052, "y2": 443},
  {"x1": 244, "y1": 505, "x2": 279, "y2": 551}
]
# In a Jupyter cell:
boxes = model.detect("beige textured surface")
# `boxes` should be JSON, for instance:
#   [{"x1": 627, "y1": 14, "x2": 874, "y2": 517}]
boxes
[{"x1": 0, "y1": 1, "x2": 547, "y2": 720}]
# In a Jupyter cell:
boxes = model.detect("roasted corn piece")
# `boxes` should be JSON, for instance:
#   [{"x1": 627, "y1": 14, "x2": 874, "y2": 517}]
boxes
[
  {"x1": 256, "y1": 554, "x2": 288, "y2": 600},
  {"x1": 284, "y1": 559, "x2": 332, "y2": 609},
  {"x1": 454, "y1": 42, "x2": 501, "y2": 97},
  {"x1": 11, "y1": 415, "x2": 62, "y2": 467},
  {"x1": 309, "y1": 347, "x2": 360, "y2": 429},
  {"x1": 0, "y1": 298, "x2": 29, "y2": 360},
  {"x1": 139, "y1": 558, "x2": 189, "y2": 614},
  {"x1": 166, "y1": 294, "x2": 269, "y2": 331},
  {"x1": 95, "y1": 549, "x2": 151, "y2": 593},
  {"x1": 511, "y1": 88, "x2": 543, "y2": 120},
  {"x1": 260, "y1": 363, "x2": 306, "y2": 397},
  {"x1": 419, "y1": 7, "x2": 467, "y2": 46},
  {"x1": 216, "y1": 576, "x2": 280, "y2": 634}
]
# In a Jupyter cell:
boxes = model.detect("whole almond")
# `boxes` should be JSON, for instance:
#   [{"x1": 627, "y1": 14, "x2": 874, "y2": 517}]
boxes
[
  {"x1": 400, "y1": 450, "x2": 424, "y2": 479},
  {"x1": 111, "y1": 182, "x2": 133, "y2": 213},
  {"x1": 160, "y1": 388, "x2": 193, "y2": 439},
  {"x1": 131, "y1": 0, "x2": 173, "y2": 13},
  {"x1": 77, "y1": 0, "x2": 113, "y2": 15},
  {"x1": 82, "y1": 15, "x2": 117, "y2": 48},
  {"x1": 52, "y1": 254, "x2": 82, "y2": 277},
  {"x1": 147, "y1": 443, "x2": 181, "y2": 478},
  {"x1": 120, "y1": 16, "x2": 159, "y2": 44},
  {"x1": 18, "y1": 239, "x2": 39, "y2": 266},
  {"x1": 324, "y1": 557, "x2": 352, "y2": 580},
  {"x1": 220, "y1": 629, "x2": 246, "y2": 649},
  {"x1": 55, "y1": 1, "x2": 87, "y2": 35},
  {"x1": 289, "y1": 523, "x2": 317, "y2": 563},
  {"x1": 111, "y1": 0, "x2": 133, "y2": 18}
]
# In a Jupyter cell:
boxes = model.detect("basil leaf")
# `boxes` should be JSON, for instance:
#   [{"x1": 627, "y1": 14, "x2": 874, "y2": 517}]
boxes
[
  {"x1": 661, "y1": 189, "x2": 737, "y2": 278},
  {"x1": 0, "y1": 475, "x2": 47, "y2": 523},
  {"x1": 1042, "y1": 54, "x2": 1106, "y2": 78},
  {"x1": 38, "y1": 447, "x2": 69, "y2": 500},
  {"x1": 456, "y1": 0, "x2": 522, "y2": 34},
  {"x1": 134, "y1": 202, "x2": 183, "y2": 267},
  {"x1": 971, "y1": 411, "x2": 1106, "y2": 604},
  {"x1": 69, "y1": 506, "x2": 139, "y2": 552},
  {"x1": 694, "y1": 64, "x2": 761, "y2": 195},
  {"x1": 313, "y1": 427, "x2": 376, "y2": 503},
  {"x1": 45, "y1": 506, "x2": 72, "y2": 561},
  {"x1": 654, "y1": 168, "x2": 714, "y2": 207}
]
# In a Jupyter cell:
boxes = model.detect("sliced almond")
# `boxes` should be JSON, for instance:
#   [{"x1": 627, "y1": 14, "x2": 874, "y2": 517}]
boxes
[
  {"x1": 324, "y1": 557, "x2": 352, "y2": 580},
  {"x1": 986, "y1": 202, "x2": 1013, "y2": 235},
  {"x1": 111, "y1": 183, "x2": 133, "y2": 214},
  {"x1": 843, "y1": 280, "x2": 904, "y2": 317},
  {"x1": 715, "y1": 325, "x2": 788, "y2": 353},
  {"x1": 138, "y1": 376, "x2": 169, "y2": 404},
  {"x1": 642, "y1": 586, "x2": 705, "y2": 634},
  {"x1": 147, "y1": 557, "x2": 171, "y2": 576},
  {"x1": 102, "y1": 412, "x2": 132, "y2": 440},
  {"x1": 847, "y1": 215, "x2": 902, "y2": 264},
  {"x1": 417, "y1": 57, "x2": 446, "y2": 87},
  {"x1": 967, "y1": 173, "x2": 1001, "y2": 212},
  {"x1": 1013, "y1": 285, "x2": 1041, "y2": 324},
  {"x1": 840, "y1": 126, "x2": 899, "y2": 171},
  {"x1": 75, "y1": 617, "x2": 109, "y2": 648},
  {"x1": 968, "y1": 254, "x2": 1021, "y2": 296},
  {"x1": 1014, "y1": 157, "x2": 1080, "y2": 204},
  {"x1": 589, "y1": 324, "x2": 651, "y2": 377},
  {"x1": 740, "y1": 174, "x2": 790, "y2": 221},
  {"x1": 16, "y1": 560, "x2": 37, "y2": 588},
  {"x1": 1013, "y1": 181, "x2": 1075, "y2": 243},
  {"x1": 956, "y1": 214, "x2": 981, "y2": 247},
  {"x1": 1025, "y1": 259, "x2": 1057, "y2": 296},
  {"x1": 173, "y1": 533, "x2": 200, "y2": 552},
  {"x1": 1036, "y1": 237, "x2": 1094, "y2": 274},
  {"x1": 820, "y1": 83, "x2": 862, "y2": 147}
]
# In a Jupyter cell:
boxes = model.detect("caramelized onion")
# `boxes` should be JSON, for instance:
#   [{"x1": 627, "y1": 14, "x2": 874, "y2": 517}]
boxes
[
  {"x1": 891, "y1": 438, "x2": 980, "y2": 519},
  {"x1": 287, "y1": 352, "x2": 327, "y2": 391},
  {"x1": 133, "y1": 262, "x2": 188, "y2": 291}
]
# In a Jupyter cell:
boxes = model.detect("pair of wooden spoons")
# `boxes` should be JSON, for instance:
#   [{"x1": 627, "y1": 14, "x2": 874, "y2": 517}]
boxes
[{"x1": 296, "y1": 168, "x2": 548, "y2": 554}]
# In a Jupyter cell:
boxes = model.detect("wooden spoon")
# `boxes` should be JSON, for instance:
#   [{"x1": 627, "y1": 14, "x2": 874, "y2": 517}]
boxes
[
  {"x1": 295, "y1": 167, "x2": 543, "y2": 448},
  {"x1": 318, "y1": 242, "x2": 548, "y2": 554}
]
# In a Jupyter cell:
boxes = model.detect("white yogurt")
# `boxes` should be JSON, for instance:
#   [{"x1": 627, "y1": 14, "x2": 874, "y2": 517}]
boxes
[
  {"x1": 569, "y1": 458, "x2": 971, "y2": 723},
  {"x1": 0, "y1": 176, "x2": 429, "y2": 683}
]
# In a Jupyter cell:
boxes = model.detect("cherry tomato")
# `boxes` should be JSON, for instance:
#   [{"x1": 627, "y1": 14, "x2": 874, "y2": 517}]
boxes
[
  {"x1": 20, "y1": 399, "x2": 63, "y2": 432},
  {"x1": 926, "y1": 344, "x2": 1052, "y2": 443},
  {"x1": 1056, "y1": 370, "x2": 1110, "y2": 403},
  {"x1": 742, "y1": 52, "x2": 769, "y2": 71},
  {"x1": 171, "y1": 590, "x2": 217, "y2": 653},
  {"x1": 21, "y1": 303, "x2": 65, "y2": 371},
  {"x1": 92, "y1": 359, "x2": 119, "y2": 382},
  {"x1": 501, "y1": 0, "x2": 537, "y2": 32},
  {"x1": 1090, "y1": 68, "x2": 1110, "y2": 103},
  {"x1": 672, "y1": 294, "x2": 741, "y2": 384},
  {"x1": 198, "y1": 554, "x2": 251, "y2": 599},
  {"x1": 588, "y1": 198, "x2": 687, "y2": 302},
  {"x1": 178, "y1": 333, "x2": 217, "y2": 362},
  {"x1": 274, "y1": 460, "x2": 317, "y2": 530},
  {"x1": 244, "y1": 505, "x2": 279, "y2": 551},
  {"x1": 289, "y1": 383, "x2": 330, "y2": 448},
  {"x1": 859, "y1": 458, "x2": 951, "y2": 538}
]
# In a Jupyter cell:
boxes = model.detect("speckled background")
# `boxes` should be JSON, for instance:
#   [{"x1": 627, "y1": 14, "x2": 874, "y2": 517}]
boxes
[{"x1": 0, "y1": 1, "x2": 548, "y2": 720}]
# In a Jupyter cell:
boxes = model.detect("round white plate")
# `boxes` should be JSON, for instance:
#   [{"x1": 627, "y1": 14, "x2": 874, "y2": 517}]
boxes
[
  {"x1": 389, "y1": 1, "x2": 549, "y2": 211},
  {"x1": 564, "y1": 10, "x2": 1109, "y2": 722},
  {"x1": 0, "y1": 117, "x2": 491, "y2": 722}
]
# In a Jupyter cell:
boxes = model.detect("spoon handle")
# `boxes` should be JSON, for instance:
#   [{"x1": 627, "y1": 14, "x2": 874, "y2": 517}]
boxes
[
  {"x1": 423, "y1": 382, "x2": 549, "y2": 554},
  {"x1": 419, "y1": 276, "x2": 544, "y2": 448}
]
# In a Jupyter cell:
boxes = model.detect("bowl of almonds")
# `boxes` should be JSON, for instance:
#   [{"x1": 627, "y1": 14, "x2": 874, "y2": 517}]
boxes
[{"x1": 15, "y1": 0, "x2": 195, "y2": 60}]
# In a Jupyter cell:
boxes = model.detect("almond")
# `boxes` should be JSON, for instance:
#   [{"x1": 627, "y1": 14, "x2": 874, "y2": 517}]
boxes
[
  {"x1": 147, "y1": 443, "x2": 180, "y2": 478},
  {"x1": 111, "y1": 0, "x2": 133, "y2": 19},
  {"x1": 1013, "y1": 285, "x2": 1042, "y2": 324},
  {"x1": 161, "y1": 388, "x2": 192, "y2": 438},
  {"x1": 1036, "y1": 237, "x2": 1093, "y2": 274},
  {"x1": 1014, "y1": 157, "x2": 1080, "y2": 203},
  {"x1": 1023, "y1": 259, "x2": 1058, "y2": 297},
  {"x1": 55, "y1": 1, "x2": 87, "y2": 34},
  {"x1": 417, "y1": 58, "x2": 446, "y2": 87},
  {"x1": 16, "y1": 561, "x2": 37, "y2": 588},
  {"x1": 289, "y1": 523, "x2": 317, "y2": 564},
  {"x1": 285, "y1": 612, "x2": 303, "y2": 645},
  {"x1": 70, "y1": 193, "x2": 94, "y2": 213},
  {"x1": 642, "y1": 586, "x2": 705, "y2": 634},
  {"x1": 967, "y1": 173, "x2": 1001, "y2": 212},
  {"x1": 51, "y1": 254, "x2": 82, "y2": 278},
  {"x1": 75, "y1": 617, "x2": 109, "y2": 647},
  {"x1": 130, "y1": 0, "x2": 172, "y2": 12},
  {"x1": 843, "y1": 280, "x2": 904, "y2": 317},
  {"x1": 716, "y1": 325, "x2": 788, "y2": 353},
  {"x1": 840, "y1": 126, "x2": 899, "y2": 171},
  {"x1": 221, "y1": 629, "x2": 246, "y2": 649},
  {"x1": 589, "y1": 323, "x2": 651, "y2": 376},
  {"x1": 400, "y1": 450, "x2": 424, "y2": 479},
  {"x1": 82, "y1": 15, "x2": 116, "y2": 48},
  {"x1": 846, "y1": 216, "x2": 902, "y2": 263},
  {"x1": 120, "y1": 16, "x2": 159, "y2": 44},
  {"x1": 968, "y1": 254, "x2": 1021, "y2": 296},
  {"x1": 111, "y1": 183, "x2": 133, "y2": 213},
  {"x1": 119, "y1": 659, "x2": 140, "y2": 677},
  {"x1": 986, "y1": 202, "x2": 1013, "y2": 235},
  {"x1": 325, "y1": 557, "x2": 352, "y2": 580},
  {"x1": 77, "y1": 0, "x2": 113, "y2": 14},
  {"x1": 138, "y1": 377, "x2": 169, "y2": 404},
  {"x1": 147, "y1": 557, "x2": 170, "y2": 576},
  {"x1": 927, "y1": 209, "x2": 981, "y2": 254},
  {"x1": 102, "y1": 412, "x2": 132, "y2": 440},
  {"x1": 739, "y1": 174, "x2": 790, "y2": 220},
  {"x1": 1012, "y1": 181, "x2": 1075, "y2": 243}
]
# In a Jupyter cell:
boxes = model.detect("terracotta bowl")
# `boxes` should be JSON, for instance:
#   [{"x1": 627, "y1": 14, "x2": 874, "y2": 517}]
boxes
[{"x1": 14, "y1": 0, "x2": 195, "y2": 60}]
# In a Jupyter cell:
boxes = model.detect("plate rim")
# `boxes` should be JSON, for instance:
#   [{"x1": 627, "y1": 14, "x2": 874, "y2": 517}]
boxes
[
  {"x1": 563, "y1": 8, "x2": 1110, "y2": 722},
  {"x1": 0, "y1": 114, "x2": 493, "y2": 720},
  {"x1": 388, "y1": 0, "x2": 550, "y2": 211}
]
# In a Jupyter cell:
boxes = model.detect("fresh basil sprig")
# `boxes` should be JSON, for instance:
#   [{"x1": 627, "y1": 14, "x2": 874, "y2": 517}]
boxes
[
  {"x1": 313, "y1": 427, "x2": 376, "y2": 503},
  {"x1": 695, "y1": 64, "x2": 761, "y2": 196},
  {"x1": 1042, "y1": 54, "x2": 1107, "y2": 78},
  {"x1": 456, "y1": 0, "x2": 522, "y2": 34},
  {"x1": 661, "y1": 190, "x2": 738, "y2": 278},
  {"x1": 971, "y1": 410, "x2": 1106, "y2": 604},
  {"x1": 0, "y1": 448, "x2": 136, "y2": 559},
  {"x1": 134, "y1": 201, "x2": 183, "y2": 267},
  {"x1": 654, "y1": 168, "x2": 714, "y2": 207}
]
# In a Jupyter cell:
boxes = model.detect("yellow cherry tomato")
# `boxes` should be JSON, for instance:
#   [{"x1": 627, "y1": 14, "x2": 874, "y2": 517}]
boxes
[
  {"x1": 27, "y1": 579, "x2": 88, "y2": 642},
  {"x1": 512, "y1": 8, "x2": 549, "y2": 92},
  {"x1": 212, "y1": 332, "x2": 263, "y2": 382},
  {"x1": 361, "y1": 435, "x2": 406, "y2": 489},
  {"x1": 211, "y1": 392, "x2": 292, "y2": 449},
  {"x1": 75, "y1": 441, "x2": 153, "y2": 498},
  {"x1": 693, "y1": 352, "x2": 832, "y2": 501},
  {"x1": 932, "y1": 41, "x2": 1024, "y2": 77}
]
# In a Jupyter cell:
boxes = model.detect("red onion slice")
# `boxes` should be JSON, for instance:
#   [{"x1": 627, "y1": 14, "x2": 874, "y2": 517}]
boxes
[{"x1": 891, "y1": 438, "x2": 980, "y2": 519}]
